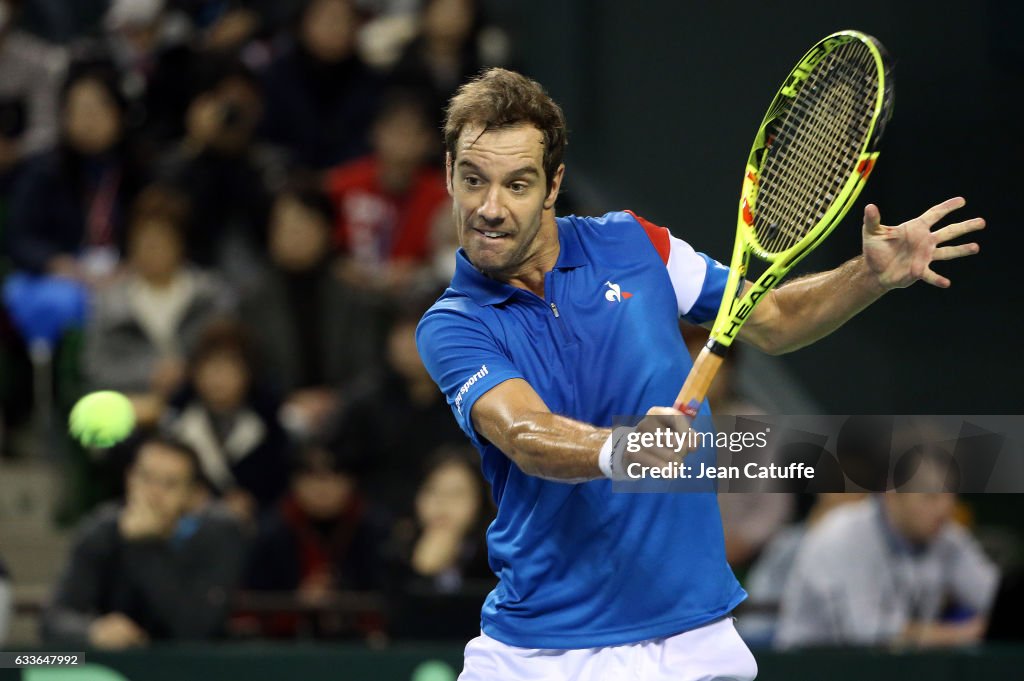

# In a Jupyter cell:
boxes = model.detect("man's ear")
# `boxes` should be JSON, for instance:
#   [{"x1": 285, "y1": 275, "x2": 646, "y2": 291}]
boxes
[
  {"x1": 543, "y1": 163, "x2": 566, "y2": 210},
  {"x1": 445, "y1": 153, "x2": 454, "y2": 196}
]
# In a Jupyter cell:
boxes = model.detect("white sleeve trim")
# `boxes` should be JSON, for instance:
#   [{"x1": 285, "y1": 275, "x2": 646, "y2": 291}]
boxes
[{"x1": 665, "y1": 234, "x2": 708, "y2": 317}]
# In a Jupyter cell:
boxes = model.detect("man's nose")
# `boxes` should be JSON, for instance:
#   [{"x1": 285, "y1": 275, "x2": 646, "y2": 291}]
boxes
[{"x1": 478, "y1": 186, "x2": 505, "y2": 225}]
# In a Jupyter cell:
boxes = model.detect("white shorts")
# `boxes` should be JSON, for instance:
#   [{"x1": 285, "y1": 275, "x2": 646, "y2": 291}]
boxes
[{"x1": 458, "y1": 616, "x2": 758, "y2": 681}]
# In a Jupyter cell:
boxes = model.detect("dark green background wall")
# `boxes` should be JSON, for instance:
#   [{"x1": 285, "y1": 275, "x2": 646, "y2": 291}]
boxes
[
  {"x1": 5, "y1": 644, "x2": 1024, "y2": 681},
  {"x1": 487, "y1": 0, "x2": 1023, "y2": 413}
]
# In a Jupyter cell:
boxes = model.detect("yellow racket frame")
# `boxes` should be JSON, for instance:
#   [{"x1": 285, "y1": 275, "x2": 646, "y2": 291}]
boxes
[{"x1": 675, "y1": 30, "x2": 893, "y2": 415}]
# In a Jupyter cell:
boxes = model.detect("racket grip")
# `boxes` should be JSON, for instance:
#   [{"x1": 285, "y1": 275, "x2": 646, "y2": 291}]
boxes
[{"x1": 673, "y1": 346, "x2": 725, "y2": 417}]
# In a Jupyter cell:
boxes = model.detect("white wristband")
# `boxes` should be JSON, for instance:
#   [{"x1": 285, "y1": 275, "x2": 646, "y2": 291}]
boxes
[{"x1": 598, "y1": 431, "x2": 616, "y2": 479}]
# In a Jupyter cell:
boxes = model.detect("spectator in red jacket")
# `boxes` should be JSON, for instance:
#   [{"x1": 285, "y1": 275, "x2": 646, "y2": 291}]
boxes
[
  {"x1": 326, "y1": 90, "x2": 451, "y2": 298},
  {"x1": 244, "y1": 443, "x2": 389, "y2": 638}
]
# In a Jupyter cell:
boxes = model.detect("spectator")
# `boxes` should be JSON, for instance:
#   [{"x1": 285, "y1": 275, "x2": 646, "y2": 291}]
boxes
[
  {"x1": 776, "y1": 480, "x2": 999, "y2": 648},
  {"x1": 246, "y1": 444, "x2": 388, "y2": 595},
  {"x1": 7, "y1": 60, "x2": 144, "y2": 281},
  {"x1": 240, "y1": 180, "x2": 377, "y2": 438},
  {"x1": 41, "y1": 437, "x2": 247, "y2": 649},
  {"x1": 260, "y1": 0, "x2": 383, "y2": 169},
  {"x1": 327, "y1": 90, "x2": 451, "y2": 297},
  {"x1": 386, "y1": 447, "x2": 493, "y2": 639},
  {"x1": 390, "y1": 0, "x2": 489, "y2": 126},
  {"x1": 0, "y1": 0, "x2": 67, "y2": 181},
  {"x1": 158, "y1": 58, "x2": 284, "y2": 272},
  {"x1": 100, "y1": 0, "x2": 199, "y2": 155},
  {"x1": 738, "y1": 493, "x2": 865, "y2": 648},
  {"x1": 396, "y1": 447, "x2": 491, "y2": 589},
  {"x1": 165, "y1": 320, "x2": 290, "y2": 523},
  {"x1": 0, "y1": 555, "x2": 10, "y2": 644},
  {"x1": 83, "y1": 185, "x2": 234, "y2": 427},
  {"x1": 326, "y1": 296, "x2": 465, "y2": 516}
]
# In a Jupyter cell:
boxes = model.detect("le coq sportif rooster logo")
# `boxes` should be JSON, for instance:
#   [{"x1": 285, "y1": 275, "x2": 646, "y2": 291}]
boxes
[{"x1": 604, "y1": 281, "x2": 633, "y2": 303}]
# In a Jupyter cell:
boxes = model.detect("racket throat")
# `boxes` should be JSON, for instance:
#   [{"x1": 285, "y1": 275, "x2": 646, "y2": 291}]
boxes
[{"x1": 705, "y1": 339, "x2": 730, "y2": 358}]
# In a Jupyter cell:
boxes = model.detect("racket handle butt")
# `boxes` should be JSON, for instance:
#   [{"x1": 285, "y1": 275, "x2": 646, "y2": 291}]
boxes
[{"x1": 678, "y1": 401, "x2": 701, "y2": 418}]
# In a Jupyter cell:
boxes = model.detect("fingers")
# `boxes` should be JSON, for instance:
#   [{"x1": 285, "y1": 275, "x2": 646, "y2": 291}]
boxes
[
  {"x1": 646, "y1": 406, "x2": 685, "y2": 417},
  {"x1": 863, "y1": 203, "x2": 884, "y2": 236},
  {"x1": 617, "y1": 409, "x2": 695, "y2": 477},
  {"x1": 919, "y1": 196, "x2": 967, "y2": 229},
  {"x1": 921, "y1": 267, "x2": 951, "y2": 289},
  {"x1": 631, "y1": 447, "x2": 677, "y2": 470},
  {"x1": 932, "y1": 243, "x2": 980, "y2": 261},
  {"x1": 932, "y1": 217, "x2": 986, "y2": 242}
]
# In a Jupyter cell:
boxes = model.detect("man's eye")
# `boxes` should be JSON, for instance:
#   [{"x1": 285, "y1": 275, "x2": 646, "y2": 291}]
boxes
[
  {"x1": 510, "y1": 183, "x2": 527, "y2": 193},
  {"x1": 464, "y1": 176, "x2": 482, "y2": 187}
]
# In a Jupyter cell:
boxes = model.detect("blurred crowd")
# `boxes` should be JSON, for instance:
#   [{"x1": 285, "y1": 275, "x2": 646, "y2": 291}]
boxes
[
  {"x1": 680, "y1": 326, "x2": 1004, "y2": 651},
  {"x1": 0, "y1": 0, "x2": 1009, "y2": 653},
  {"x1": 0, "y1": 0, "x2": 503, "y2": 646}
]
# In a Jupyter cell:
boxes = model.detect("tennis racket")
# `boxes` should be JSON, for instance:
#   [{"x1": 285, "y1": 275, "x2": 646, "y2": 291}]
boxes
[{"x1": 674, "y1": 29, "x2": 895, "y2": 416}]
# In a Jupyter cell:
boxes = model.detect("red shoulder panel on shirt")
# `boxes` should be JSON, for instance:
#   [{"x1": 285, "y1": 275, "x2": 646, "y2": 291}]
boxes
[{"x1": 625, "y1": 210, "x2": 670, "y2": 265}]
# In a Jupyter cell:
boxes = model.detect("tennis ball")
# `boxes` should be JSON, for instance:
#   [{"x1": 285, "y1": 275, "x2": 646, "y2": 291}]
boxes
[
  {"x1": 409, "y1": 660, "x2": 456, "y2": 681},
  {"x1": 69, "y1": 391, "x2": 136, "y2": 448}
]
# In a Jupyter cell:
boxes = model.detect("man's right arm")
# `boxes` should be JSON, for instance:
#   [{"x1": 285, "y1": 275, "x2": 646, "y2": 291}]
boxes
[
  {"x1": 417, "y1": 306, "x2": 613, "y2": 482},
  {"x1": 417, "y1": 305, "x2": 689, "y2": 483},
  {"x1": 470, "y1": 378, "x2": 609, "y2": 481}
]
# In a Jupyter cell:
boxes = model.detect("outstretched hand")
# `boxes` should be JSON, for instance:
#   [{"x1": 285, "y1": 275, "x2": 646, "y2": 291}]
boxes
[{"x1": 862, "y1": 197, "x2": 985, "y2": 290}]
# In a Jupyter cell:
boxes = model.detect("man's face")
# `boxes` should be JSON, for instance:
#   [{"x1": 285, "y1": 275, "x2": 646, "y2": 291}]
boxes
[
  {"x1": 886, "y1": 492, "x2": 956, "y2": 545},
  {"x1": 301, "y1": 0, "x2": 355, "y2": 63},
  {"x1": 64, "y1": 79, "x2": 122, "y2": 155},
  {"x1": 415, "y1": 461, "x2": 481, "y2": 533},
  {"x1": 293, "y1": 470, "x2": 354, "y2": 520},
  {"x1": 269, "y1": 195, "x2": 330, "y2": 271},
  {"x1": 127, "y1": 444, "x2": 196, "y2": 527},
  {"x1": 194, "y1": 352, "x2": 249, "y2": 413},
  {"x1": 130, "y1": 219, "x2": 184, "y2": 282},
  {"x1": 447, "y1": 124, "x2": 563, "y2": 278},
  {"x1": 373, "y1": 108, "x2": 433, "y2": 173}
]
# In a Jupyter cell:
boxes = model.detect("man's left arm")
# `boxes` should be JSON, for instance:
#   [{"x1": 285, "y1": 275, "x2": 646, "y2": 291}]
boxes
[{"x1": 738, "y1": 197, "x2": 985, "y2": 355}]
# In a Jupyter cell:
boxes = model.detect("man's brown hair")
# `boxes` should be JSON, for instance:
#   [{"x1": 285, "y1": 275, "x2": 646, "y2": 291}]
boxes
[{"x1": 444, "y1": 68, "x2": 567, "y2": 191}]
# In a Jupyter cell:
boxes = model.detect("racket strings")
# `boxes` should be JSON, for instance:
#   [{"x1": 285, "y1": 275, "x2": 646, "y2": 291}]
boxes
[
  {"x1": 753, "y1": 41, "x2": 879, "y2": 254},
  {"x1": 762, "y1": 73, "x2": 863, "y2": 251},
  {"x1": 758, "y1": 44, "x2": 873, "y2": 251},
  {"x1": 758, "y1": 45, "x2": 876, "y2": 252},
  {"x1": 759, "y1": 46, "x2": 873, "y2": 252}
]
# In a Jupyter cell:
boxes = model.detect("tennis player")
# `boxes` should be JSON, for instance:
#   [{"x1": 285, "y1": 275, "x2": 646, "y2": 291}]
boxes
[{"x1": 416, "y1": 68, "x2": 984, "y2": 681}]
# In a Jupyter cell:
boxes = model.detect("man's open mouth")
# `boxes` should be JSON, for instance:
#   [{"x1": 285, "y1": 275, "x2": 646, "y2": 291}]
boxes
[{"x1": 473, "y1": 228, "x2": 509, "y2": 239}]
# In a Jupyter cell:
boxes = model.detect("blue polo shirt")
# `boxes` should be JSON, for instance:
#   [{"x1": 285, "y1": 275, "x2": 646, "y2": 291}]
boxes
[{"x1": 416, "y1": 210, "x2": 745, "y2": 649}]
